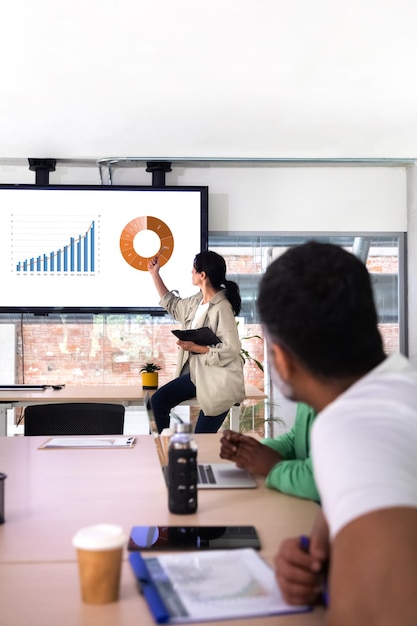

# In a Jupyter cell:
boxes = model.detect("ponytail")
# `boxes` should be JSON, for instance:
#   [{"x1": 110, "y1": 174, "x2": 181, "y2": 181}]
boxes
[{"x1": 224, "y1": 279, "x2": 241, "y2": 316}]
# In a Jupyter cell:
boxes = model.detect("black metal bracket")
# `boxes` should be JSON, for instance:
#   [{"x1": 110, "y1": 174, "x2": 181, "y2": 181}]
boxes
[
  {"x1": 146, "y1": 161, "x2": 172, "y2": 187},
  {"x1": 28, "y1": 158, "x2": 57, "y2": 186}
]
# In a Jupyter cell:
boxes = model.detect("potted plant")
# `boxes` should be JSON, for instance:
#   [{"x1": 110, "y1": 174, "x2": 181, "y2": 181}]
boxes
[
  {"x1": 240, "y1": 336, "x2": 264, "y2": 372},
  {"x1": 140, "y1": 362, "x2": 162, "y2": 389}
]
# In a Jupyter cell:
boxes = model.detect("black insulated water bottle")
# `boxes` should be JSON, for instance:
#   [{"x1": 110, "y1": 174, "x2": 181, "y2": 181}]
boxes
[{"x1": 167, "y1": 423, "x2": 198, "y2": 514}]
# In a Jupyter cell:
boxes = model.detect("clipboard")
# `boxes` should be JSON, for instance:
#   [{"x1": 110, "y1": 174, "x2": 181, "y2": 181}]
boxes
[
  {"x1": 129, "y1": 548, "x2": 310, "y2": 623},
  {"x1": 171, "y1": 327, "x2": 221, "y2": 346}
]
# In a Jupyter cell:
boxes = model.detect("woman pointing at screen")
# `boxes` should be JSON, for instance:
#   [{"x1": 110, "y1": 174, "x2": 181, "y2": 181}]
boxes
[{"x1": 147, "y1": 250, "x2": 245, "y2": 434}]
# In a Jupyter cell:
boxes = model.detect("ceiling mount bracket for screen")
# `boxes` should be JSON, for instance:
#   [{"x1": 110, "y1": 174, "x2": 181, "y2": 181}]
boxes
[
  {"x1": 28, "y1": 159, "x2": 57, "y2": 186},
  {"x1": 146, "y1": 161, "x2": 172, "y2": 187}
]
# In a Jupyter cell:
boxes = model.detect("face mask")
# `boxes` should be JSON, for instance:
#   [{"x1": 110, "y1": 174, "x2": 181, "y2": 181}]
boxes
[{"x1": 270, "y1": 362, "x2": 294, "y2": 400}]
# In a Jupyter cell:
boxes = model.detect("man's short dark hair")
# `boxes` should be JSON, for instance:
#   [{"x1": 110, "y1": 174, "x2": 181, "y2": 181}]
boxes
[{"x1": 257, "y1": 241, "x2": 385, "y2": 379}]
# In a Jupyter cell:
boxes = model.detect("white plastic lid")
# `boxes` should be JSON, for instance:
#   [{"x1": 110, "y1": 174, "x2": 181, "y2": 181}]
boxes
[{"x1": 72, "y1": 524, "x2": 126, "y2": 551}]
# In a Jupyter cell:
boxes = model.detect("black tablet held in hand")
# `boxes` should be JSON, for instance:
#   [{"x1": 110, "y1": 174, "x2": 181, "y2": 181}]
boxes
[
  {"x1": 171, "y1": 327, "x2": 221, "y2": 346},
  {"x1": 128, "y1": 525, "x2": 261, "y2": 551}
]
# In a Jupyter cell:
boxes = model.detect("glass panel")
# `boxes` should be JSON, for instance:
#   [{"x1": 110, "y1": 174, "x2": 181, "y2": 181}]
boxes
[
  {"x1": 0, "y1": 312, "x2": 178, "y2": 387},
  {"x1": 0, "y1": 232, "x2": 403, "y2": 437},
  {"x1": 210, "y1": 234, "x2": 402, "y2": 356},
  {"x1": 210, "y1": 233, "x2": 403, "y2": 435}
]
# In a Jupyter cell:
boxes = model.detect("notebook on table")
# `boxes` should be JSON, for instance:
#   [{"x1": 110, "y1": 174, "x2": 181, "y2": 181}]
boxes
[{"x1": 129, "y1": 547, "x2": 311, "y2": 623}]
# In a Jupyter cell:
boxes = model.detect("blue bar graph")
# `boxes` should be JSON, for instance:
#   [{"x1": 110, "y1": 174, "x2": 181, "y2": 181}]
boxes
[
  {"x1": 70, "y1": 238, "x2": 75, "y2": 272},
  {"x1": 90, "y1": 222, "x2": 95, "y2": 271},
  {"x1": 15, "y1": 221, "x2": 96, "y2": 274}
]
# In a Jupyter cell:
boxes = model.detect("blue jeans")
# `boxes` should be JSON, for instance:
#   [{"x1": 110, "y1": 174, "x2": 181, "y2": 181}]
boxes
[{"x1": 150, "y1": 373, "x2": 229, "y2": 434}]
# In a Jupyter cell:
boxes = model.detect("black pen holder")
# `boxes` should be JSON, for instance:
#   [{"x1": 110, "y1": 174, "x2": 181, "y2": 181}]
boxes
[{"x1": 0, "y1": 473, "x2": 7, "y2": 524}]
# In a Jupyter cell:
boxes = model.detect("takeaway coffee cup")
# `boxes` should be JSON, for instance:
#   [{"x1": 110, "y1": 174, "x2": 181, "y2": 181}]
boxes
[
  {"x1": 0, "y1": 473, "x2": 6, "y2": 524},
  {"x1": 72, "y1": 524, "x2": 126, "y2": 604}
]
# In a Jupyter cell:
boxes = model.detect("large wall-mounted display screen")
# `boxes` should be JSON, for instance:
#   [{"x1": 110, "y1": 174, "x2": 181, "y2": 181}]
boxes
[{"x1": 0, "y1": 185, "x2": 208, "y2": 313}]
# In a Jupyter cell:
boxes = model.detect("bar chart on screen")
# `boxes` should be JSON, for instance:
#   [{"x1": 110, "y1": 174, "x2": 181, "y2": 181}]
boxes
[{"x1": 12, "y1": 214, "x2": 99, "y2": 275}]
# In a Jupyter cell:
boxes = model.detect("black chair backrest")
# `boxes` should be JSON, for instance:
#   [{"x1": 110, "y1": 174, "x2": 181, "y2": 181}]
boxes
[{"x1": 23, "y1": 403, "x2": 125, "y2": 436}]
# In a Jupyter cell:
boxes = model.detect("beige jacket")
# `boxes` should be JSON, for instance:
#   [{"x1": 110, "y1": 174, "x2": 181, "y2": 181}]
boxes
[{"x1": 160, "y1": 289, "x2": 245, "y2": 416}]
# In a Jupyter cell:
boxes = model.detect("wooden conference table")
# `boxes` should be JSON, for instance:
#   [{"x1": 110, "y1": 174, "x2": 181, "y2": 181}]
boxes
[
  {"x1": 0, "y1": 383, "x2": 266, "y2": 436},
  {"x1": 0, "y1": 434, "x2": 325, "y2": 626}
]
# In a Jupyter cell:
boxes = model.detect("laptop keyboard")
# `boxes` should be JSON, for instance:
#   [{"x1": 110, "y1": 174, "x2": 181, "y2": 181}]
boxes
[{"x1": 197, "y1": 464, "x2": 217, "y2": 485}]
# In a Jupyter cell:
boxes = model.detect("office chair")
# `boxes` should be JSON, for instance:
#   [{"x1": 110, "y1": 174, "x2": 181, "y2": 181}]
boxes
[{"x1": 23, "y1": 402, "x2": 125, "y2": 436}]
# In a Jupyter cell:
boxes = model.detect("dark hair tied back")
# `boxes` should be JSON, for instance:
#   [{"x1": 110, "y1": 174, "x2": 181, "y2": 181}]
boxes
[{"x1": 194, "y1": 251, "x2": 241, "y2": 315}]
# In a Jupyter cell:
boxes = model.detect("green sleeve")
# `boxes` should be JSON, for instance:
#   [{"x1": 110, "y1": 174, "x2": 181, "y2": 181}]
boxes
[
  {"x1": 261, "y1": 403, "x2": 320, "y2": 502},
  {"x1": 264, "y1": 455, "x2": 320, "y2": 502},
  {"x1": 261, "y1": 428, "x2": 296, "y2": 459}
]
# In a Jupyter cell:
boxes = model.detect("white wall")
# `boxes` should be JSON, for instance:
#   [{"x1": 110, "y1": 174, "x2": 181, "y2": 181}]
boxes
[
  {"x1": 0, "y1": 325, "x2": 16, "y2": 383},
  {"x1": 0, "y1": 162, "x2": 407, "y2": 232},
  {"x1": 174, "y1": 166, "x2": 407, "y2": 232}
]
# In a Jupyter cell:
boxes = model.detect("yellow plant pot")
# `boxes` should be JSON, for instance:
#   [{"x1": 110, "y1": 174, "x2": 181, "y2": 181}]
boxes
[{"x1": 141, "y1": 372, "x2": 159, "y2": 389}]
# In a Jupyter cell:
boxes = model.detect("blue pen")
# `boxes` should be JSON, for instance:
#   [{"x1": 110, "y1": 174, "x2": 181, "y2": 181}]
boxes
[{"x1": 299, "y1": 535, "x2": 329, "y2": 607}]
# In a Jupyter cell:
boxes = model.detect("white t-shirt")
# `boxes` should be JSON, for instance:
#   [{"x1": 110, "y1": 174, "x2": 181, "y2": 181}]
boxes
[{"x1": 312, "y1": 353, "x2": 417, "y2": 539}]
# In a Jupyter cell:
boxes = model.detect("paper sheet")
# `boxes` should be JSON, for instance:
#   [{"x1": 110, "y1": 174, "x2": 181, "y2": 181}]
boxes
[
  {"x1": 130, "y1": 548, "x2": 310, "y2": 623},
  {"x1": 39, "y1": 436, "x2": 136, "y2": 449}
]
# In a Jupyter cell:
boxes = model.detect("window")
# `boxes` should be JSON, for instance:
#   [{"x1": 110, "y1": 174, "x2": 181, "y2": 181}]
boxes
[
  {"x1": 209, "y1": 233, "x2": 405, "y2": 433},
  {"x1": 209, "y1": 233, "x2": 405, "y2": 356},
  {"x1": 0, "y1": 232, "x2": 405, "y2": 434}
]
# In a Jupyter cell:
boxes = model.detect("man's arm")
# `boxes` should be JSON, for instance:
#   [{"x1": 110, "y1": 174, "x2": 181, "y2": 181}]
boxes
[
  {"x1": 263, "y1": 402, "x2": 319, "y2": 499},
  {"x1": 263, "y1": 430, "x2": 296, "y2": 459},
  {"x1": 265, "y1": 454, "x2": 320, "y2": 501},
  {"x1": 220, "y1": 430, "x2": 319, "y2": 500},
  {"x1": 219, "y1": 430, "x2": 283, "y2": 476},
  {"x1": 326, "y1": 507, "x2": 417, "y2": 626}
]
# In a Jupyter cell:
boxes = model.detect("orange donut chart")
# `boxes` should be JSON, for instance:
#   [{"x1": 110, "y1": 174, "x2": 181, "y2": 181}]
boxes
[{"x1": 119, "y1": 216, "x2": 174, "y2": 271}]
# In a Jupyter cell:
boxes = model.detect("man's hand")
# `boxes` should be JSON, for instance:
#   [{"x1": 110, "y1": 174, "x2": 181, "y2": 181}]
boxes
[
  {"x1": 274, "y1": 536, "x2": 327, "y2": 605},
  {"x1": 219, "y1": 430, "x2": 283, "y2": 476},
  {"x1": 275, "y1": 511, "x2": 330, "y2": 606}
]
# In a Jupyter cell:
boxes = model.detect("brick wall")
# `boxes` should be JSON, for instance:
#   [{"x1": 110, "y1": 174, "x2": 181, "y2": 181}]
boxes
[
  {"x1": 13, "y1": 246, "x2": 399, "y2": 384},
  {"x1": 16, "y1": 318, "x2": 265, "y2": 388}
]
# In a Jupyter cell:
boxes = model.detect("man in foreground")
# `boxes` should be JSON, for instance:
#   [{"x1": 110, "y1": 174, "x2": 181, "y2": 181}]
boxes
[{"x1": 257, "y1": 241, "x2": 417, "y2": 625}]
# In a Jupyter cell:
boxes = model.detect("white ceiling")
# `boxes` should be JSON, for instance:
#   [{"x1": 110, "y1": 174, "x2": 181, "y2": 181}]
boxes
[{"x1": 2, "y1": 0, "x2": 417, "y2": 161}]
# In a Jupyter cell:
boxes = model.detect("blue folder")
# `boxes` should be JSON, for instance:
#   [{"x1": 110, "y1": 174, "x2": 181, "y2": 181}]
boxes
[{"x1": 129, "y1": 552, "x2": 170, "y2": 624}]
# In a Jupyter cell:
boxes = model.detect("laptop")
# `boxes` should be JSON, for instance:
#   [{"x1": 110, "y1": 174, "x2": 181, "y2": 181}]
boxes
[
  {"x1": 144, "y1": 392, "x2": 258, "y2": 490},
  {"x1": 0, "y1": 384, "x2": 65, "y2": 391},
  {"x1": 162, "y1": 462, "x2": 257, "y2": 490},
  {"x1": 195, "y1": 462, "x2": 258, "y2": 490}
]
